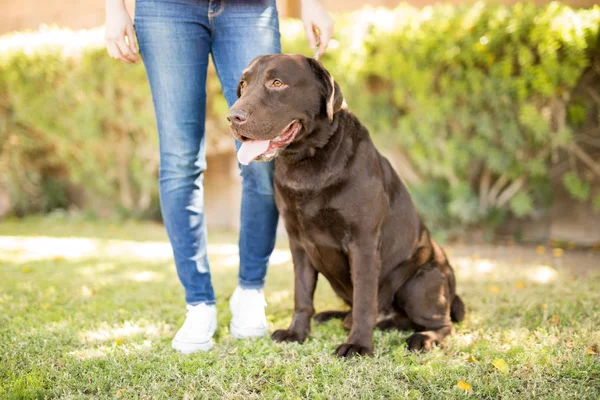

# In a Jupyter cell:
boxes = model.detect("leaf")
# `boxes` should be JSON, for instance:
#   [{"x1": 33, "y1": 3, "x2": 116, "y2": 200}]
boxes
[
  {"x1": 586, "y1": 346, "x2": 597, "y2": 355},
  {"x1": 551, "y1": 315, "x2": 560, "y2": 325},
  {"x1": 552, "y1": 248, "x2": 564, "y2": 257},
  {"x1": 456, "y1": 380, "x2": 473, "y2": 392},
  {"x1": 116, "y1": 338, "x2": 124, "y2": 346},
  {"x1": 593, "y1": 195, "x2": 600, "y2": 212},
  {"x1": 563, "y1": 172, "x2": 590, "y2": 201},
  {"x1": 488, "y1": 285, "x2": 501, "y2": 294},
  {"x1": 492, "y1": 358, "x2": 509, "y2": 373},
  {"x1": 536, "y1": 245, "x2": 546, "y2": 255},
  {"x1": 514, "y1": 281, "x2": 526, "y2": 289},
  {"x1": 509, "y1": 191, "x2": 533, "y2": 217},
  {"x1": 468, "y1": 354, "x2": 478, "y2": 363}
]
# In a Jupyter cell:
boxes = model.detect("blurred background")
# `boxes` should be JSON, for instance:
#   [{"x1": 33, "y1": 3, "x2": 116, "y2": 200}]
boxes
[{"x1": 0, "y1": 0, "x2": 599, "y2": 245}]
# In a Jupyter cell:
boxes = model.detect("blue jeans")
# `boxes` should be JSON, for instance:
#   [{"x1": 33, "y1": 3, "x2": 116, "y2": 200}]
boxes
[{"x1": 135, "y1": 0, "x2": 281, "y2": 305}]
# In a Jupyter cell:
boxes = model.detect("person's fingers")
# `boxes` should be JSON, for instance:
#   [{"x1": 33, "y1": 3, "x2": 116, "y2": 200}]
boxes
[
  {"x1": 126, "y1": 25, "x2": 138, "y2": 55},
  {"x1": 108, "y1": 41, "x2": 130, "y2": 63},
  {"x1": 318, "y1": 30, "x2": 331, "y2": 56},
  {"x1": 304, "y1": 21, "x2": 317, "y2": 49},
  {"x1": 318, "y1": 21, "x2": 334, "y2": 56},
  {"x1": 116, "y1": 39, "x2": 138, "y2": 63}
]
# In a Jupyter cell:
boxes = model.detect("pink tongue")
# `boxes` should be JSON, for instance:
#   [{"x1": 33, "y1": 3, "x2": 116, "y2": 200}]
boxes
[{"x1": 237, "y1": 140, "x2": 270, "y2": 165}]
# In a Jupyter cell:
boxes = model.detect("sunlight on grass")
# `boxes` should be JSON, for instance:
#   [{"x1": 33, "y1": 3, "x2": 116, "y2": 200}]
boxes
[
  {"x1": 79, "y1": 321, "x2": 171, "y2": 344},
  {"x1": 0, "y1": 235, "x2": 291, "y2": 266},
  {"x1": 529, "y1": 265, "x2": 558, "y2": 284}
]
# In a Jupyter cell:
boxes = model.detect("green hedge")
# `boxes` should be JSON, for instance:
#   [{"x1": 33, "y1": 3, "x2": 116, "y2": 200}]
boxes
[{"x1": 1, "y1": 3, "x2": 599, "y2": 233}]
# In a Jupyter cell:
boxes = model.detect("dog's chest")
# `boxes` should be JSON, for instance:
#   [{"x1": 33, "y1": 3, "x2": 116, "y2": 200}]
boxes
[{"x1": 277, "y1": 187, "x2": 351, "y2": 276}]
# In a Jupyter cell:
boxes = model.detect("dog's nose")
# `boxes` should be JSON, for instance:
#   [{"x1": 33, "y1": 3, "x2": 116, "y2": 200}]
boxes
[{"x1": 227, "y1": 109, "x2": 248, "y2": 126}]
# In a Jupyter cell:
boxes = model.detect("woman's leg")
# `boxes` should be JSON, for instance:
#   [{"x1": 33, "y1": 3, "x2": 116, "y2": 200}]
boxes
[
  {"x1": 210, "y1": 0, "x2": 281, "y2": 290},
  {"x1": 135, "y1": 0, "x2": 215, "y2": 305}
]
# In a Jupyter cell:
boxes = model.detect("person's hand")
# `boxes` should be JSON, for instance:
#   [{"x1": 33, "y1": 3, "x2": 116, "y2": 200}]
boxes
[
  {"x1": 105, "y1": 0, "x2": 139, "y2": 63},
  {"x1": 301, "y1": 0, "x2": 334, "y2": 57}
]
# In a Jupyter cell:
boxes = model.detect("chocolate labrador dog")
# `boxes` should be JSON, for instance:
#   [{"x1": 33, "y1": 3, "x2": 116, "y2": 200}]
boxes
[{"x1": 228, "y1": 54, "x2": 465, "y2": 357}]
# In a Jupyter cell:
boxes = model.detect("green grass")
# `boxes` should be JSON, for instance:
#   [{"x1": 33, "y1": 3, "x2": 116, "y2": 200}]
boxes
[{"x1": 1, "y1": 216, "x2": 599, "y2": 399}]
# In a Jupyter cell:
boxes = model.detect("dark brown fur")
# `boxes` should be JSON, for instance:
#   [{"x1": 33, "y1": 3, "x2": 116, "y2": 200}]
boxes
[{"x1": 228, "y1": 54, "x2": 465, "y2": 357}]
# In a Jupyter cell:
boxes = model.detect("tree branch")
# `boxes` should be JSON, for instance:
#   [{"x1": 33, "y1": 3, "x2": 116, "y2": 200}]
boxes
[
  {"x1": 496, "y1": 176, "x2": 526, "y2": 207},
  {"x1": 487, "y1": 173, "x2": 508, "y2": 205},
  {"x1": 569, "y1": 142, "x2": 600, "y2": 179},
  {"x1": 478, "y1": 165, "x2": 491, "y2": 213}
]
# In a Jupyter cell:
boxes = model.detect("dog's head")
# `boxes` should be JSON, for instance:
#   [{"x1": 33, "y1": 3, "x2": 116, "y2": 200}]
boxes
[{"x1": 228, "y1": 54, "x2": 344, "y2": 165}]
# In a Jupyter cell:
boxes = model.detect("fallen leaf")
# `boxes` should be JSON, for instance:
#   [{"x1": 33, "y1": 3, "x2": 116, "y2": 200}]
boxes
[
  {"x1": 551, "y1": 315, "x2": 560, "y2": 325},
  {"x1": 492, "y1": 358, "x2": 509, "y2": 373},
  {"x1": 514, "y1": 281, "x2": 526, "y2": 289},
  {"x1": 116, "y1": 338, "x2": 124, "y2": 346},
  {"x1": 488, "y1": 285, "x2": 501, "y2": 294},
  {"x1": 456, "y1": 380, "x2": 472, "y2": 393},
  {"x1": 468, "y1": 354, "x2": 478, "y2": 363},
  {"x1": 536, "y1": 245, "x2": 546, "y2": 255},
  {"x1": 586, "y1": 345, "x2": 598, "y2": 355},
  {"x1": 552, "y1": 248, "x2": 564, "y2": 257},
  {"x1": 228, "y1": 347, "x2": 238, "y2": 355},
  {"x1": 21, "y1": 266, "x2": 32, "y2": 273}
]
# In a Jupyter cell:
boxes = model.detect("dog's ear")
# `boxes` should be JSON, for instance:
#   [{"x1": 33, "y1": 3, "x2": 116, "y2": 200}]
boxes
[{"x1": 307, "y1": 58, "x2": 344, "y2": 122}]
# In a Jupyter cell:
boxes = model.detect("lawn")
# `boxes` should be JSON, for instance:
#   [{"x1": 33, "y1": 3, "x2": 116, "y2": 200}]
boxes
[{"x1": 1, "y1": 215, "x2": 599, "y2": 399}]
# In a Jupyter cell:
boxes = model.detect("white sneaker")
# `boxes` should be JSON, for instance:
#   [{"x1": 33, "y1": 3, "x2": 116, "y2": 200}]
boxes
[
  {"x1": 171, "y1": 303, "x2": 217, "y2": 354},
  {"x1": 229, "y1": 286, "x2": 268, "y2": 339}
]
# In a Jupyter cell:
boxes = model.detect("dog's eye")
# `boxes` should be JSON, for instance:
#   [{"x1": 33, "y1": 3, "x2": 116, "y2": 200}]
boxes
[{"x1": 272, "y1": 79, "x2": 284, "y2": 88}]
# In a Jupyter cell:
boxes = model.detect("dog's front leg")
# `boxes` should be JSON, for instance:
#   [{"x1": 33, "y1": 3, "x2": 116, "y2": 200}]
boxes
[
  {"x1": 272, "y1": 244, "x2": 317, "y2": 344},
  {"x1": 335, "y1": 240, "x2": 380, "y2": 357}
]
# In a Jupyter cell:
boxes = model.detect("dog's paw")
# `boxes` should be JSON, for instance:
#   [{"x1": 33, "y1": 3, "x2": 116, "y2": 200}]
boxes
[
  {"x1": 406, "y1": 332, "x2": 437, "y2": 352},
  {"x1": 271, "y1": 329, "x2": 306, "y2": 344},
  {"x1": 334, "y1": 342, "x2": 373, "y2": 358}
]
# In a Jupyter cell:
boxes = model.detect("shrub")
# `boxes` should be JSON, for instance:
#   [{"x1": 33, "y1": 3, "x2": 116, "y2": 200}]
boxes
[{"x1": 0, "y1": 3, "x2": 599, "y2": 235}]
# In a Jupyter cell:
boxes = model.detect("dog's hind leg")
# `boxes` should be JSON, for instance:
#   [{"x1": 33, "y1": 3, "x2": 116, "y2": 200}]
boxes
[{"x1": 397, "y1": 263, "x2": 455, "y2": 351}]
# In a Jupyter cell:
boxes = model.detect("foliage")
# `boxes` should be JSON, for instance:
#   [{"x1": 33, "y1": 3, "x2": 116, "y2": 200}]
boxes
[
  {"x1": 0, "y1": 3, "x2": 599, "y2": 233},
  {"x1": 315, "y1": 3, "x2": 600, "y2": 231}
]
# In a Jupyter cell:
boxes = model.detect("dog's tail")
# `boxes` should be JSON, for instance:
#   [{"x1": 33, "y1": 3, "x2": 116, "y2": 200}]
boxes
[
  {"x1": 450, "y1": 295, "x2": 466, "y2": 323},
  {"x1": 313, "y1": 310, "x2": 349, "y2": 324}
]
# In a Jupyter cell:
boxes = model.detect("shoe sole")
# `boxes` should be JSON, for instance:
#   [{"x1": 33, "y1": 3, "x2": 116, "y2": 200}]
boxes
[
  {"x1": 230, "y1": 323, "x2": 268, "y2": 339},
  {"x1": 172, "y1": 338, "x2": 213, "y2": 354}
]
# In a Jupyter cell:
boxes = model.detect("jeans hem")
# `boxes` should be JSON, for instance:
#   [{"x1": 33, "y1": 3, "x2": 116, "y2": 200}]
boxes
[
  {"x1": 238, "y1": 280, "x2": 265, "y2": 290},
  {"x1": 187, "y1": 299, "x2": 217, "y2": 306}
]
